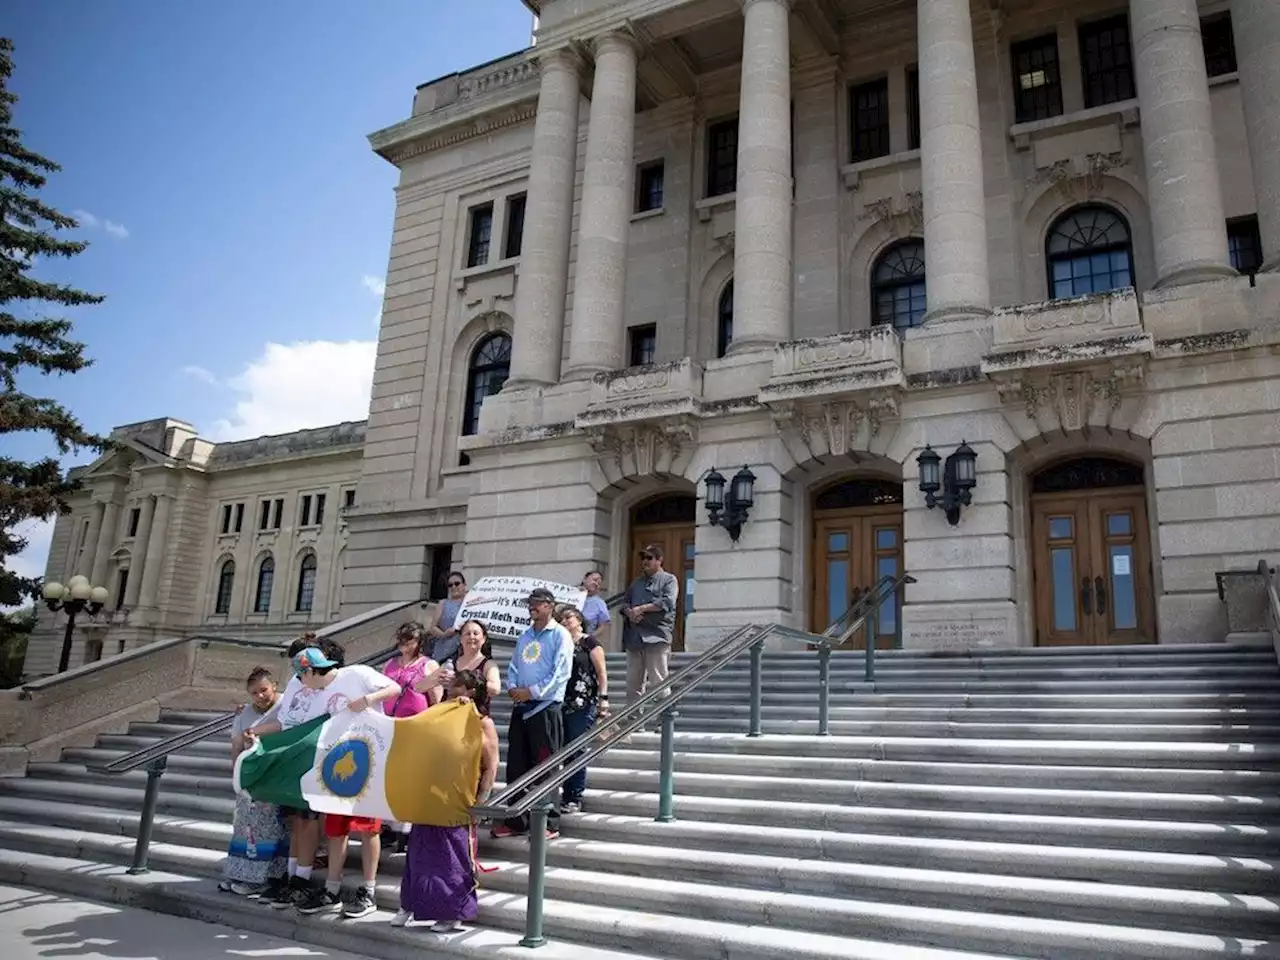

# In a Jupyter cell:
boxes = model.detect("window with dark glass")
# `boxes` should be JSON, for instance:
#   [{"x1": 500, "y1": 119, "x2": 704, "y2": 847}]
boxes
[
  {"x1": 906, "y1": 68, "x2": 921, "y2": 151},
  {"x1": 637, "y1": 161, "x2": 665, "y2": 213},
  {"x1": 343, "y1": 488, "x2": 356, "y2": 509},
  {"x1": 466, "y1": 203, "x2": 494, "y2": 267},
  {"x1": 1079, "y1": 15, "x2": 1135, "y2": 108},
  {"x1": 706, "y1": 118, "x2": 738, "y2": 197},
  {"x1": 1201, "y1": 13, "x2": 1237, "y2": 77},
  {"x1": 295, "y1": 554, "x2": 318, "y2": 613},
  {"x1": 1228, "y1": 216, "x2": 1263, "y2": 276},
  {"x1": 462, "y1": 333, "x2": 512, "y2": 437},
  {"x1": 220, "y1": 504, "x2": 232, "y2": 534},
  {"x1": 233, "y1": 503, "x2": 244, "y2": 533},
  {"x1": 128, "y1": 508, "x2": 141, "y2": 537},
  {"x1": 299, "y1": 494, "x2": 313, "y2": 526},
  {"x1": 871, "y1": 239, "x2": 928, "y2": 331},
  {"x1": 115, "y1": 569, "x2": 129, "y2": 609},
  {"x1": 214, "y1": 560, "x2": 234, "y2": 615},
  {"x1": 717, "y1": 280, "x2": 734, "y2": 358},
  {"x1": 849, "y1": 77, "x2": 890, "y2": 162},
  {"x1": 253, "y1": 556, "x2": 274, "y2": 614},
  {"x1": 503, "y1": 195, "x2": 526, "y2": 259},
  {"x1": 1011, "y1": 33, "x2": 1064, "y2": 123},
  {"x1": 272, "y1": 498, "x2": 283, "y2": 530},
  {"x1": 629, "y1": 324, "x2": 657, "y2": 367},
  {"x1": 314, "y1": 493, "x2": 326, "y2": 526},
  {"x1": 258, "y1": 500, "x2": 271, "y2": 531},
  {"x1": 1046, "y1": 205, "x2": 1134, "y2": 299}
]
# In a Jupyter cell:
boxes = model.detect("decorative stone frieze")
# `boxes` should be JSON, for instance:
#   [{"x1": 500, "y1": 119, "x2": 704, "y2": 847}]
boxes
[
  {"x1": 586, "y1": 418, "x2": 697, "y2": 484},
  {"x1": 989, "y1": 288, "x2": 1145, "y2": 354},
  {"x1": 758, "y1": 327, "x2": 904, "y2": 407},
  {"x1": 576, "y1": 359, "x2": 704, "y2": 430},
  {"x1": 1027, "y1": 151, "x2": 1130, "y2": 203},
  {"x1": 770, "y1": 391, "x2": 901, "y2": 460}
]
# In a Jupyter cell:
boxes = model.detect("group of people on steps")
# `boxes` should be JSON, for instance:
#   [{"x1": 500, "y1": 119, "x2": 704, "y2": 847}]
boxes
[{"x1": 218, "y1": 553, "x2": 679, "y2": 933}]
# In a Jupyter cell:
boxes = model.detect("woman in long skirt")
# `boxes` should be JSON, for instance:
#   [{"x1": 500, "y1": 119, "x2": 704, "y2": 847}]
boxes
[
  {"x1": 393, "y1": 668, "x2": 499, "y2": 932},
  {"x1": 220, "y1": 667, "x2": 290, "y2": 896}
]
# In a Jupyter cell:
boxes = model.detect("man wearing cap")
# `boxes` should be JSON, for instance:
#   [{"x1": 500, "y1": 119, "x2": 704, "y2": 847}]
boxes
[
  {"x1": 492, "y1": 587, "x2": 573, "y2": 840},
  {"x1": 619, "y1": 544, "x2": 679, "y2": 714}
]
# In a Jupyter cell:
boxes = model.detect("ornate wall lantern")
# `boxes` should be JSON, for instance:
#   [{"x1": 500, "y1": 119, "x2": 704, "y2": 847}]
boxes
[
  {"x1": 917, "y1": 441, "x2": 978, "y2": 526},
  {"x1": 704, "y1": 466, "x2": 756, "y2": 542}
]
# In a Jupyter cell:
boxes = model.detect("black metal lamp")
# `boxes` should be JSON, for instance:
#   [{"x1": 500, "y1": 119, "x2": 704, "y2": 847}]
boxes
[
  {"x1": 705, "y1": 465, "x2": 755, "y2": 542},
  {"x1": 42, "y1": 575, "x2": 108, "y2": 674},
  {"x1": 917, "y1": 441, "x2": 978, "y2": 526}
]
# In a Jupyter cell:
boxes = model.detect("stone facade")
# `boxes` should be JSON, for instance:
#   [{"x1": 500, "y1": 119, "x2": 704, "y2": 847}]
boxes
[
  {"x1": 28, "y1": 0, "x2": 1280, "y2": 672},
  {"x1": 24, "y1": 418, "x2": 363, "y2": 676}
]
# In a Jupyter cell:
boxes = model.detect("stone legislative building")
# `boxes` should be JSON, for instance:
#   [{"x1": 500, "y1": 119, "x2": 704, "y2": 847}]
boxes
[{"x1": 25, "y1": 0, "x2": 1280, "y2": 673}]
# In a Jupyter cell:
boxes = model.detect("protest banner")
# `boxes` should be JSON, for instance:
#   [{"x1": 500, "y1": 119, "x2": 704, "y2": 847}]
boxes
[{"x1": 451, "y1": 576, "x2": 586, "y2": 641}]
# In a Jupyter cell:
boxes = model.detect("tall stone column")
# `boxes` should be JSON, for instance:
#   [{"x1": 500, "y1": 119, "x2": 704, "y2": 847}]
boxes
[
  {"x1": 89, "y1": 500, "x2": 120, "y2": 588},
  {"x1": 564, "y1": 32, "x2": 639, "y2": 379},
  {"x1": 1131, "y1": 0, "x2": 1234, "y2": 286},
  {"x1": 730, "y1": 0, "x2": 794, "y2": 353},
  {"x1": 917, "y1": 0, "x2": 990, "y2": 320},
  {"x1": 136, "y1": 494, "x2": 171, "y2": 609},
  {"x1": 1233, "y1": 0, "x2": 1280, "y2": 270},
  {"x1": 77, "y1": 502, "x2": 103, "y2": 577},
  {"x1": 123, "y1": 496, "x2": 154, "y2": 607},
  {"x1": 506, "y1": 48, "x2": 582, "y2": 389}
]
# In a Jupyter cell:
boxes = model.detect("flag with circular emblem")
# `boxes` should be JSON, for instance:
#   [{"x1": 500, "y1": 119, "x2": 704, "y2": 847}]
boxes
[{"x1": 233, "y1": 700, "x2": 484, "y2": 827}]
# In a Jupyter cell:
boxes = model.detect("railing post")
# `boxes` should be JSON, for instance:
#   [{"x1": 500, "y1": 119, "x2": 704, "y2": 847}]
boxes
[
  {"x1": 656, "y1": 707, "x2": 677, "y2": 822},
  {"x1": 748, "y1": 639, "x2": 763, "y2": 738},
  {"x1": 521, "y1": 801, "x2": 552, "y2": 948},
  {"x1": 864, "y1": 608, "x2": 877, "y2": 684},
  {"x1": 818, "y1": 643, "x2": 831, "y2": 736},
  {"x1": 128, "y1": 756, "x2": 167, "y2": 875}
]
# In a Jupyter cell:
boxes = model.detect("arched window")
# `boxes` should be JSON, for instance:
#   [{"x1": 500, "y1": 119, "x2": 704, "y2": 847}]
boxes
[
  {"x1": 871, "y1": 239, "x2": 927, "y2": 331},
  {"x1": 214, "y1": 559, "x2": 234, "y2": 615},
  {"x1": 295, "y1": 553, "x2": 318, "y2": 613},
  {"x1": 1046, "y1": 205, "x2": 1134, "y2": 299},
  {"x1": 463, "y1": 333, "x2": 512, "y2": 437},
  {"x1": 716, "y1": 280, "x2": 734, "y2": 358},
  {"x1": 253, "y1": 556, "x2": 274, "y2": 614}
]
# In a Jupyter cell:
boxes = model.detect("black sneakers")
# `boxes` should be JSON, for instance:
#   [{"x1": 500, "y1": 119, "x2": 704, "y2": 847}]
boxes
[
  {"x1": 343, "y1": 887, "x2": 377, "y2": 919},
  {"x1": 269, "y1": 876, "x2": 309, "y2": 910},
  {"x1": 295, "y1": 886, "x2": 343, "y2": 915}
]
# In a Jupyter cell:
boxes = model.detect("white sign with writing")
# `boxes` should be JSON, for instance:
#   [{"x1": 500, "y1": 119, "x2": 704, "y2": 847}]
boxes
[
  {"x1": 451, "y1": 576, "x2": 586, "y2": 642},
  {"x1": 1112, "y1": 554, "x2": 1131, "y2": 576}
]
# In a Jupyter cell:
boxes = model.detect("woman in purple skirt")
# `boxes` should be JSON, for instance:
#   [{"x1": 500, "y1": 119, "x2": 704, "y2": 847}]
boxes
[{"x1": 392, "y1": 669, "x2": 499, "y2": 933}]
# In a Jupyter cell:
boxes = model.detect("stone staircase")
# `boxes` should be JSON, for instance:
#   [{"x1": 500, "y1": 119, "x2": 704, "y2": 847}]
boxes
[{"x1": 1, "y1": 640, "x2": 1279, "y2": 959}]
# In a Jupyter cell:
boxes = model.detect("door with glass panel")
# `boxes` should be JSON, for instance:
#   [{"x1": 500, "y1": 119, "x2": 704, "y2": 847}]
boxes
[
  {"x1": 1031, "y1": 490, "x2": 1154, "y2": 645},
  {"x1": 811, "y1": 510, "x2": 903, "y2": 649}
]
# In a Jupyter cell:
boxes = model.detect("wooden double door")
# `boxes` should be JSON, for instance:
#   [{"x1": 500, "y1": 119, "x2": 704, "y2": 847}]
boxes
[
  {"x1": 1031, "y1": 487, "x2": 1154, "y2": 645},
  {"x1": 811, "y1": 506, "x2": 903, "y2": 649}
]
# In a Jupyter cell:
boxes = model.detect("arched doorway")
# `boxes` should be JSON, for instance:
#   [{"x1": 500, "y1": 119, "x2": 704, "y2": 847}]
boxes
[
  {"x1": 629, "y1": 494, "x2": 696, "y2": 651},
  {"x1": 1029, "y1": 456, "x2": 1155, "y2": 645},
  {"x1": 810, "y1": 477, "x2": 904, "y2": 647}
]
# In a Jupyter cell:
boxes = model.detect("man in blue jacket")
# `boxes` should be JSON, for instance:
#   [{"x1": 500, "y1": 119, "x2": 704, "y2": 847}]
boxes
[{"x1": 492, "y1": 587, "x2": 573, "y2": 839}]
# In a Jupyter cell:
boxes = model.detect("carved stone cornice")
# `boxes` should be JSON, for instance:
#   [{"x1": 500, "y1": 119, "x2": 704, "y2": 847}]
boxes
[
  {"x1": 856, "y1": 190, "x2": 923, "y2": 232},
  {"x1": 1028, "y1": 151, "x2": 1130, "y2": 203},
  {"x1": 770, "y1": 390, "x2": 901, "y2": 460},
  {"x1": 373, "y1": 102, "x2": 539, "y2": 166},
  {"x1": 992, "y1": 361, "x2": 1147, "y2": 433},
  {"x1": 586, "y1": 418, "x2": 697, "y2": 483}
]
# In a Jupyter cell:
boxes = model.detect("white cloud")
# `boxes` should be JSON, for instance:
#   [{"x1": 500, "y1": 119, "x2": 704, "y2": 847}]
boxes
[
  {"x1": 361, "y1": 274, "x2": 386, "y2": 298},
  {"x1": 182, "y1": 365, "x2": 219, "y2": 386},
  {"x1": 207, "y1": 340, "x2": 377, "y2": 442},
  {"x1": 71, "y1": 208, "x2": 129, "y2": 240},
  {"x1": 5, "y1": 517, "x2": 54, "y2": 608}
]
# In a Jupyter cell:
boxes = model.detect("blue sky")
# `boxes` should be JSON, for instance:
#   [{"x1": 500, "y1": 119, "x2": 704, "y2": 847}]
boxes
[{"x1": 5, "y1": 0, "x2": 534, "y2": 583}]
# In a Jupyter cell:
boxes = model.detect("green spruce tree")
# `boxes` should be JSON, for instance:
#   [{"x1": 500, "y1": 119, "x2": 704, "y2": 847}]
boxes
[{"x1": 0, "y1": 36, "x2": 108, "y2": 622}]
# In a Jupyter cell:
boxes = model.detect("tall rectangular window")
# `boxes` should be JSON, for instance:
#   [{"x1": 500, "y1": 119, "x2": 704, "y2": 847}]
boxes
[
  {"x1": 271, "y1": 498, "x2": 283, "y2": 530},
  {"x1": 299, "y1": 494, "x2": 313, "y2": 526},
  {"x1": 637, "y1": 161, "x2": 665, "y2": 213},
  {"x1": 1079, "y1": 15, "x2": 1135, "y2": 108},
  {"x1": 115, "y1": 569, "x2": 129, "y2": 609},
  {"x1": 233, "y1": 502, "x2": 244, "y2": 533},
  {"x1": 849, "y1": 77, "x2": 890, "y2": 163},
  {"x1": 466, "y1": 203, "x2": 493, "y2": 267},
  {"x1": 1201, "y1": 13, "x2": 1237, "y2": 77},
  {"x1": 628, "y1": 324, "x2": 657, "y2": 367},
  {"x1": 128, "y1": 507, "x2": 141, "y2": 538},
  {"x1": 906, "y1": 68, "x2": 921, "y2": 151},
  {"x1": 706, "y1": 118, "x2": 738, "y2": 197},
  {"x1": 1228, "y1": 216, "x2": 1263, "y2": 277},
  {"x1": 503, "y1": 194, "x2": 526, "y2": 259},
  {"x1": 314, "y1": 493, "x2": 326, "y2": 526},
  {"x1": 1011, "y1": 33, "x2": 1064, "y2": 123},
  {"x1": 259, "y1": 500, "x2": 271, "y2": 531},
  {"x1": 220, "y1": 504, "x2": 232, "y2": 534},
  {"x1": 343, "y1": 488, "x2": 356, "y2": 509}
]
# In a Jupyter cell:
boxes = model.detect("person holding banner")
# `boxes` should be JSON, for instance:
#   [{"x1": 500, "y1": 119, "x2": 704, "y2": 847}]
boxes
[{"x1": 491, "y1": 587, "x2": 573, "y2": 840}]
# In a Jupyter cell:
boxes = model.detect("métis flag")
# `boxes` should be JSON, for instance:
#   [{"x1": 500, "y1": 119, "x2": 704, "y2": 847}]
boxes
[{"x1": 233, "y1": 700, "x2": 484, "y2": 827}]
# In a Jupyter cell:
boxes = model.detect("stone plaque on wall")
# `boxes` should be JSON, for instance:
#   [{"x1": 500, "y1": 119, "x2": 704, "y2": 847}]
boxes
[{"x1": 902, "y1": 603, "x2": 1019, "y2": 651}]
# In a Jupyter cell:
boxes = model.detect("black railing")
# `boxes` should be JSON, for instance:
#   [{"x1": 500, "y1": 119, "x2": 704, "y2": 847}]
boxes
[{"x1": 473, "y1": 571, "x2": 914, "y2": 947}]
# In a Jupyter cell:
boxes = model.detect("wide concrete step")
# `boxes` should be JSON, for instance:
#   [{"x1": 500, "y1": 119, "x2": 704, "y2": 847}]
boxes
[
  {"x1": 1, "y1": 827, "x2": 1273, "y2": 960},
  {"x1": 0, "y1": 848, "x2": 1050, "y2": 960},
  {"x1": 62, "y1": 743, "x2": 1280, "y2": 797}
]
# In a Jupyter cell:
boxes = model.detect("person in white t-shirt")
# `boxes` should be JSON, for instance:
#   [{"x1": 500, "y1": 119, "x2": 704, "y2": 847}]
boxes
[{"x1": 248, "y1": 644, "x2": 400, "y2": 917}]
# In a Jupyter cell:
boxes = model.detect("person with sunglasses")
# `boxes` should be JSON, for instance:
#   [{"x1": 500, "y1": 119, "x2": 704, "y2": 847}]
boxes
[
  {"x1": 429, "y1": 571, "x2": 468, "y2": 664},
  {"x1": 619, "y1": 544, "x2": 679, "y2": 716}
]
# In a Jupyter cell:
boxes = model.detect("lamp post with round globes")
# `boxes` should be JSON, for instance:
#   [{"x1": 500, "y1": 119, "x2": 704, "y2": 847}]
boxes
[{"x1": 41, "y1": 575, "x2": 109, "y2": 674}]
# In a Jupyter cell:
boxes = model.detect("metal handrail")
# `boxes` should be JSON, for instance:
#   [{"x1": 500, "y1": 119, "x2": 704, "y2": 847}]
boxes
[{"x1": 475, "y1": 572, "x2": 914, "y2": 948}]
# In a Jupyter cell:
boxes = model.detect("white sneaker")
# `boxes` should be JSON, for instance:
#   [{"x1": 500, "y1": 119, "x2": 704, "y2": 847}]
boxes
[
  {"x1": 390, "y1": 908, "x2": 412, "y2": 927},
  {"x1": 431, "y1": 920, "x2": 463, "y2": 933}
]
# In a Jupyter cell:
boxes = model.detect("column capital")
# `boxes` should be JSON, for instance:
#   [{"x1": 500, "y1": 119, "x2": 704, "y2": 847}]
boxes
[
  {"x1": 591, "y1": 26, "x2": 643, "y2": 58},
  {"x1": 740, "y1": 0, "x2": 792, "y2": 9},
  {"x1": 533, "y1": 44, "x2": 583, "y2": 75}
]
